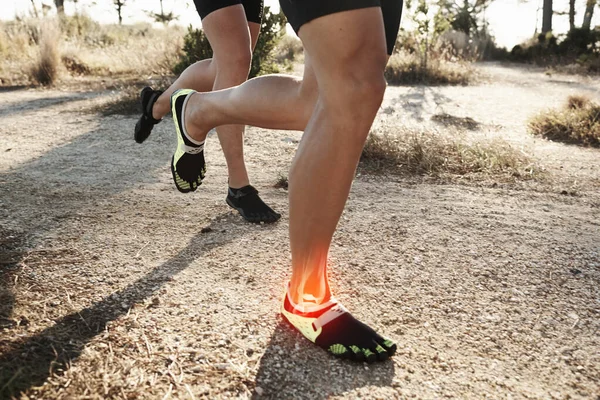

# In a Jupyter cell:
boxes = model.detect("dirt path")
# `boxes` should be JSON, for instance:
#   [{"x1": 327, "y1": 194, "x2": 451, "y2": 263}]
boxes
[{"x1": 0, "y1": 63, "x2": 599, "y2": 399}]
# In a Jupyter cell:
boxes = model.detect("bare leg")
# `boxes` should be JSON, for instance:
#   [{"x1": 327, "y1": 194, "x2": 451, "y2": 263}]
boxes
[
  {"x1": 179, "y1": 52, "x2": 390, "y2": 135},
  {"x1": 177, "y1": 6, "x2": 397, "y2": 362},
  {"x1": 288, "y1": 9, "x2": 387, "y2": 304},
  {"x1": 182, "y1": 8, "x2": 387, "y2": 301},
  {"x1": 184, "y1": 57, "x2": 318, "y2": 138},
  {"x1": 203, "y1": 14, "x2": 259, "y2": 188},
  {"x1": 152, "y1": 59, "x2": 216, "y2": 120},
  {"x1": 155, "y1": 5, "x2": 279, "y2": 222}
]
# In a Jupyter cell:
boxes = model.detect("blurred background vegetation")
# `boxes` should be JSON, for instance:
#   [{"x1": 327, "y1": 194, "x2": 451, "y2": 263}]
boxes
[{"x1": 0, "y1": 0, "x2": 598, "y2": 87}]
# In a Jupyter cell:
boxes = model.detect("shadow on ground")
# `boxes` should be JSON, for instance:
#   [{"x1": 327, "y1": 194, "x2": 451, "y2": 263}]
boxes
[
  {"x1": 431, "y1": 113, "x2": 481, "y2": 130},
  {"x1": 0, "y1": 217, "x2": 242, "y2": 399},
  {"x1": 0, "y1": 94, "x2": 97, "y2": 118},
  {"x1": 252, "y1": 320, "x2": 395, "y2": 399},
  {"x1": 392, "y1": 86, "x2": 453, "y2": 122},
  {"x1": 0, "y1": 228, "x2": 25, "y2": 331},
  {"x1": 0, "y1": 96, "x2": 182, "y2": 397}
]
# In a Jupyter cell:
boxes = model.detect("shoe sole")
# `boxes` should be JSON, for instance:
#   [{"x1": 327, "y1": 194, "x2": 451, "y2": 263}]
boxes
[{"x1": 134, "y1": 87, "x2": 155, "y2": 144}]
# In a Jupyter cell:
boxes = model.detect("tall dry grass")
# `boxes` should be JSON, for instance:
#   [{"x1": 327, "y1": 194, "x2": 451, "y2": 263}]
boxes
[
  {"x1": 30, "y1": 21, "x2": 61, "y2": 86},
  {"x1": 0, "y1": 20, "x2": 38, "y2": 84}
]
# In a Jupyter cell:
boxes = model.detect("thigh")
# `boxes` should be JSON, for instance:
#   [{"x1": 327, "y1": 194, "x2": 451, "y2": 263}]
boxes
[
  {"x1": 295, "y1": 7, "x2": 388, "y2": 82},
  {"x1": 202, "y1": 5, "x2": 253, "y2": 64}
]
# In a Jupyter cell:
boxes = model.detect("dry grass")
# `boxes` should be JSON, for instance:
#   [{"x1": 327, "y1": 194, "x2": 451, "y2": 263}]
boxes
[
  {"x1": 97, "y1": 83, "x2": 152, "y2": 116},
  {"x1": 529, "y1": 95, "x2": 600, "y2": 147},
  {"x1": 59, "y1": 23, "x2": 183, "y2": 77},
  {"x1": 100, "y1": 84, "x2": 142, "y2": 115},
  {"x1": 0, "y1": 17, "x2": 183, "y2": 86},
  {"x1": 29, "y1": 22, "x2": 60, "y2": 86},
  {"x1": 61, "y1": 53, "x2": 91, "y2": 76},
  {"x1": 273, "y1": 174, "x2": 289, "y2": 190},
  {"x1": 360, "y1": 124, "x2": 541, "y2": 182},
  {"x1": 98, "y1": 76, "x2": 173, "y2": 115},
  {"x1": 385, "y1": 51, "x2": 473, "y2": 86}
]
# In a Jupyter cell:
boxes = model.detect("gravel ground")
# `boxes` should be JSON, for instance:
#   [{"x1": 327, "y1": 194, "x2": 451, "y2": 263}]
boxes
[{"x1": 0, "y1": 63, "x2": 599, "y2": 399}]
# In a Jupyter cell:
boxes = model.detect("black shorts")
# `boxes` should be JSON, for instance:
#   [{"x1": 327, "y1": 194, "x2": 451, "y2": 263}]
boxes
[
  {"x1": 194, "y1": 0, "x2": 264, "y2": 24},
  {"x1": 280, "y1": 0, "x2": 402, "y2": 55}
]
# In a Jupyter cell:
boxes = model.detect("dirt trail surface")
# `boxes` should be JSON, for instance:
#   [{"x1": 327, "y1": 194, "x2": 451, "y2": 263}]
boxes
[{"x1": 0, "y1": 63, "x2": 599, "y2": 399}]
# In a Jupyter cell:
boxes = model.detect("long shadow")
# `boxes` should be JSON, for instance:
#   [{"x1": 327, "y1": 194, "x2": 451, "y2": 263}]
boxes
[
  {"x1": 0, "y1": 217, "x2": 242, "y2": 399},
  {"x1": 0, "y1": 85, "x2": 30, "y2": 94},
  {"x1": 0, "y1": 94, "x2": 96, "y2": 118},
  {"x1": 252, "y1": 320, "x2": 395, "y2": 399},
  {"x1": 0, "y1": 91, "x2": 188, "y2": 397}
]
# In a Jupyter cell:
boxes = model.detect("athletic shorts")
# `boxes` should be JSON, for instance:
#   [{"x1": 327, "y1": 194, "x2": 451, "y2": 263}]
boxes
[
  {"x1": 194, "y1": 0, "x2": 264, "y2": 24},
  {"x1": 279, "y1": 0, "x2": 403, "y2": 55}
]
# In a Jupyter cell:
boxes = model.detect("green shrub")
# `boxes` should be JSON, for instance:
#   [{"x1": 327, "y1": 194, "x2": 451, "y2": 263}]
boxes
[
  {"x1": 508, "y1": 28, "x2": 600, "y2": 72},
  {"x1": 274, "y1": 34, "x2": 303, "y2": 63},
  {"x1": 172, "y1": 25, "x2": 212, "y2": 75},
  {"x1": 173, "y1": 6, "x2": 286, "y2": 78},
  {"x1": 251, "y1": 7, "x2": 287, "y2": 76}
]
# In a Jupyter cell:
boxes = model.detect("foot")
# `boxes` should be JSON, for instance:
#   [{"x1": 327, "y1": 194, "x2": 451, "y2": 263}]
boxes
[
  {"x1": 226, "y1": 185, "x2": 281, "y2": 223},
  {"x1": 281, "y1": 287, "x2": 396, "y2": 363},
  {"x1": 170, "y1": 89, "x2": 206, "y2": 193},
  {"x1": 134, "y1": 86, "x2": 163, "y2": 143}
]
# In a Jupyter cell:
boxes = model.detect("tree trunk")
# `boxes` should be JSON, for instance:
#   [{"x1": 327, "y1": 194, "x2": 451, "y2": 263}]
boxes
[
  {"x1": 54, "y1": 0, "x2": 65, "y2": 15},
  {"x1": 569, "y1": 0, "x2": 575, "y2": 30},
  {"x1": 115, "y1": 0, "x2": 124, "y2": 25},
  {"x1": 542, "y1": 0, "x2": 553, "y2": 34},
  {"x1": 582, "y1": 0, "x2": 597, "y2": 30},
  {"x1": 31, "y1": 0, "x2": 39, "y2": 18}
]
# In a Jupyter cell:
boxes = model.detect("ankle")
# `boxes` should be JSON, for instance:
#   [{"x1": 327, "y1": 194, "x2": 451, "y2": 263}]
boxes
[
  {"x1": 186, "y1": 94, "x2": 210, "y2": 142},
  {"x1": 288, "y1": 278, "x2": 331, "y2": 306},
  {"x1": 151, "y1": 100, "x2": 164, "y2": 120},
  {"x1": 228, "y1": 176, "x2": 250, "y2": 190}
]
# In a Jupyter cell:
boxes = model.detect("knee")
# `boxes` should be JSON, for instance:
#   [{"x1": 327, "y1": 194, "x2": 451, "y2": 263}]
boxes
[
  {"x1": 327, "y1": 68, "x2": 387, "y2": 116},
  {"x1": 353, "y1": 72, "x2": 387, "y2": 109},
  {"x1": 215, "y1": 49, "x2": 253, "y2": 85},
  {"x1": 296, "y1": 78, "x2": 318, "y2": 128}
]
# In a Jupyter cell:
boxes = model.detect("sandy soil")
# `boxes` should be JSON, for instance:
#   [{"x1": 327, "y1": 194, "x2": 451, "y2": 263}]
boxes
[{"x1": 0, "y1": 63, "x2": 599, "y2": 399}]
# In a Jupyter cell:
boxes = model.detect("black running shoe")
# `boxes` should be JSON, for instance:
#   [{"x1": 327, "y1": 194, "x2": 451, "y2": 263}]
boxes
[
  {"x1": 226, "y1": 185, "x2": 281, "y2": 223},
  {"x1": 134, "y1": 86, "x2": 163, "y2": 143}
]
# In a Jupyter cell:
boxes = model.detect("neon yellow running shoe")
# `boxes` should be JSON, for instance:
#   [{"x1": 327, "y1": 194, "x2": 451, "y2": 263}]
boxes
[
  {"x1": 281, "y1": 287, "x2": 396, "y2": 363},
  {"x1": 170, "y1": 89, "x2": 206, "y2": 193}
]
